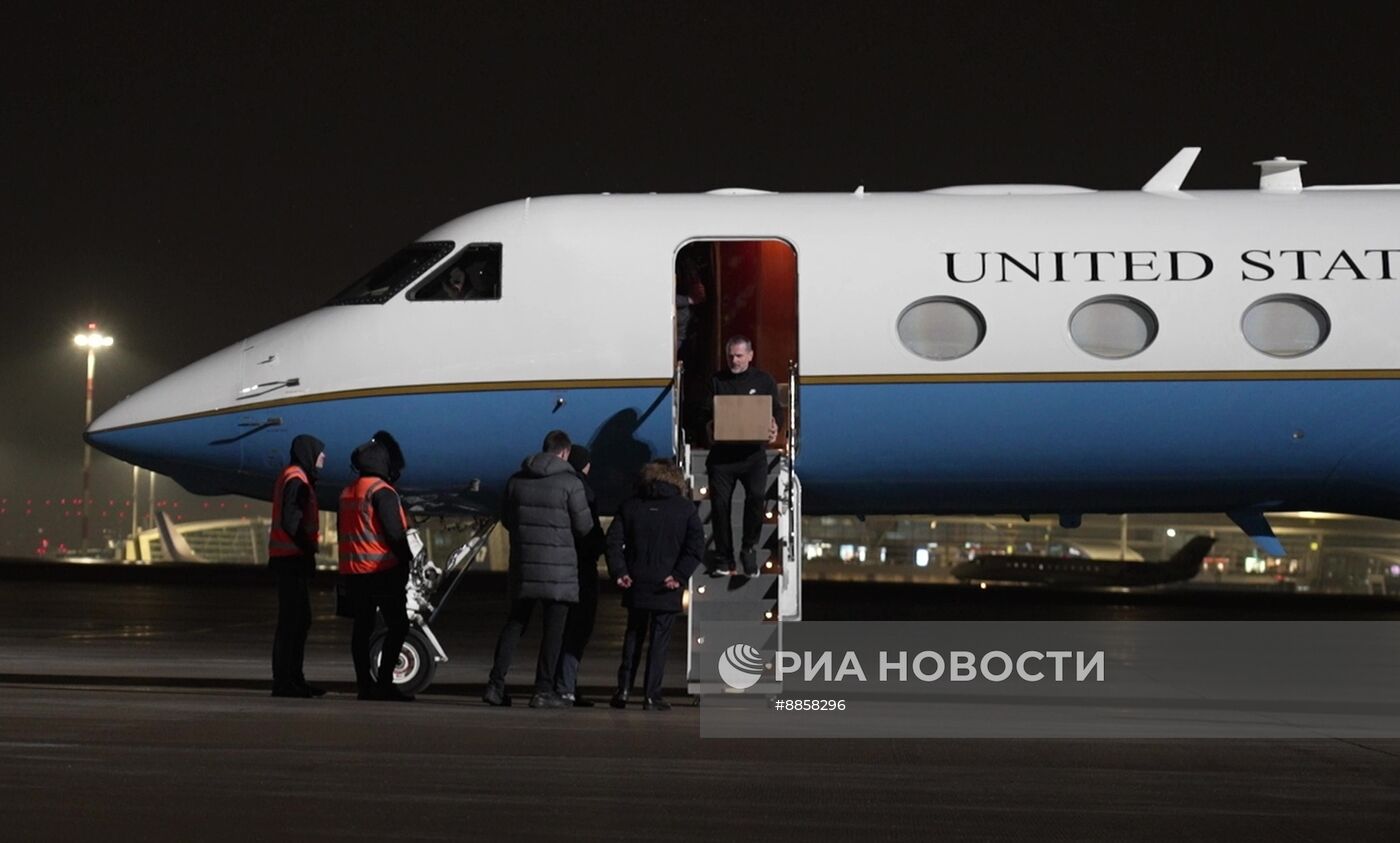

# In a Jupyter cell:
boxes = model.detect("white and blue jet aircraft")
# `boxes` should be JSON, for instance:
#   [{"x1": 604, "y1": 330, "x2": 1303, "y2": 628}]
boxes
[{"x1": 86, "y1": 149, "x2": 1400, "y2": 565}]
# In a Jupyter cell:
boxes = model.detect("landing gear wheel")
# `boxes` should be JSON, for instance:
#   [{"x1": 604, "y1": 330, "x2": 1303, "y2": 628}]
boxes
[{"x1": 369, "y1": 627, "x2": 437, "y2": 696}]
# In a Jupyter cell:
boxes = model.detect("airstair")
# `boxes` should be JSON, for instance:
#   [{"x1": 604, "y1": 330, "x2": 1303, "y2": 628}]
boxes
[{"x1": 678, "y1": 363, "x2": 802, "y2": 696}]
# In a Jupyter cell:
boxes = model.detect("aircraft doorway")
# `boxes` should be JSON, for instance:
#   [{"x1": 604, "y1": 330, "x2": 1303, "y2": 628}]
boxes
[{"x1": 675, "y1": 239, "x2": 797, "y2": 449}]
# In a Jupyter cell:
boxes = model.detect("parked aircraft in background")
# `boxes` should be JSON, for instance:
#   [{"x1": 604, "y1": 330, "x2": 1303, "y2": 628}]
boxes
[{"x1": 952, "y1": 536, "x2": 1215, "y2": 588}]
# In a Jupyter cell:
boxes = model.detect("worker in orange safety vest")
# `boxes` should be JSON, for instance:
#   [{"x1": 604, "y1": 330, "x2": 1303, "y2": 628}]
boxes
[
  {"x1": 338, "y1": 433, "x2": 415, "y2": 701},
  {"x1": 269, "y1": 434, "x2": 326, "y2": 698}
]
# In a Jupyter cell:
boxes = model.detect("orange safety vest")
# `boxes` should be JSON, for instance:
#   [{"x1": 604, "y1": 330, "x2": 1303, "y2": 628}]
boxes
[
  {"x1": 338, "y1": 476, "x2": 408, "y2": 574},
  {"x1": 268, "y1": 465, "x2": 319, "y2": 558}
]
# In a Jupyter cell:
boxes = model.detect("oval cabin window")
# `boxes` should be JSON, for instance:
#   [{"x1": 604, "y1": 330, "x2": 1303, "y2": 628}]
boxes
[
  {"x1": 897, "y1": 298, "x2": 986, "y2": 360},
  {"x1": 1069, "y1": 297, "x2": 1158, "y2": 359},
  {"x1": 1241, "y1": 296, "x2": 1330, "y2": 357}
]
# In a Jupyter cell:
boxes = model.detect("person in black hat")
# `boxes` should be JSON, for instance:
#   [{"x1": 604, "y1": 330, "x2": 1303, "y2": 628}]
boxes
[{"x1": 553, "y1": 444, "x2": 604, "y2": 706}]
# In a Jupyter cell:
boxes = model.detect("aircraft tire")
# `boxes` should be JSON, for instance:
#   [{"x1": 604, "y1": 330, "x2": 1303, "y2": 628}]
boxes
[{"x1": 369, "y1": 627, "x2": 438, "y2": 696}]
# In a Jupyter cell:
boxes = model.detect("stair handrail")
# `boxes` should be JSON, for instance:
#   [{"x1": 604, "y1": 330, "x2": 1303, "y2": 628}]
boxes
[
  {"x1": 673, "y1": 359, "x2": 690, "y2": 485},
  {"x1": 786, "y1": 359, "x2": 799, "y2": 462}
]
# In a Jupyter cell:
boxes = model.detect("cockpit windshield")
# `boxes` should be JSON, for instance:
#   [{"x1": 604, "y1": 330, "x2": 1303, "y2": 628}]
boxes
[
  {"x1": 327, "y1": 241, "x2": 454, "y2": 305},
  {"x1": 409, "y1": 243, "x2": 503, "y2": 301}
]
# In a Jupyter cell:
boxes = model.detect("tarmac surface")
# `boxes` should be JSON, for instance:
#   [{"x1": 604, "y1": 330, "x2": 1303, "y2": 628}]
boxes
[{"x1": 3, "y1": 561, "x2": 1400, "y2": 841}]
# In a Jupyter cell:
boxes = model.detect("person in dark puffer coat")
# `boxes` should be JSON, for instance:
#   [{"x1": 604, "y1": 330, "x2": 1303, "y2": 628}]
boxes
[
  {"x1": 606, "y1": 459, "x2": 704, "y2": 711},
  {"x1": 485, "y1": 429, "x2": 592, "y2": 708}
]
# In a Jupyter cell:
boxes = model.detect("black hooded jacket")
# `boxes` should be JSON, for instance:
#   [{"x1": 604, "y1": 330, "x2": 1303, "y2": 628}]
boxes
[
  {"x1": 605, "y1": 480, "x2": 704, "y2": 612},
  {"x1": 274, "y1": 434, "x2": 324, "y2": 566},
  {"x1": 347, "y1": 439, "x2": 414, "y2": 572}
]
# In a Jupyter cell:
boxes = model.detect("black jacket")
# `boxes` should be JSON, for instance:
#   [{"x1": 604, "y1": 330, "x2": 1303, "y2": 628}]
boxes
[
  {"x1": 605, "y1": 481, "x2": 704, "y2": 612},
  {"x1": 707, "y1": 366, "x2": 781, "y2": 463},
  {"x1": 271, "y1": 433, "x2": 324, "y2": 573},
  {"x1": 502, "y1": 453, "x2": 592, "y2": 602},
  {"x1": 574, "y1": 469, "x2": 605, "y2": 585}
]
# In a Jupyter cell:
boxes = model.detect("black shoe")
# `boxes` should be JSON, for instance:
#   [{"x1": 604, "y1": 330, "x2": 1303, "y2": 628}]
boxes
[
  {"x1": 709, "y1": 561, "x2": 735, "y2": 577},
  {"x1": 529, "y1": 692, "x2": 569, "y2": 709},
  {"x1": 572, "y1": 696, "x2": 596, "y2": 708},
  {"x1": 740, "y1": 547, "x2": 759, "y2": 575},
  {"x1": 643, "y1": 698, "x2": 672, "y2": 711},
  {"x1": 609, "y1": 691, "x2": 628, "y2": 709},
  {"x1": 297, "y1": 682, "x2": 327, "y2": 697},
  {"x1": 271, "y1": 684, "x2": 312, "y2": 698},
  {"x1": 482, "y1": 684, "x2": 512, "y2": 707},
  {"x1": 372, "y1": 684, "x2": 415, "y2": 703}
]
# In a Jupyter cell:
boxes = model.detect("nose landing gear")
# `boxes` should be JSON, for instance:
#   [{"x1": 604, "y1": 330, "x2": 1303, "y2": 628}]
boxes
[{"x1": 365, "y1": 517, "x2": 497, "y2": 696}]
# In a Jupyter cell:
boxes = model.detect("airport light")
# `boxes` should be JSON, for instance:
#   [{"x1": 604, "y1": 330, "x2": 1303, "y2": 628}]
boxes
[{"x1": 74, "y1": 323, "x2": 113, "y2": 552}]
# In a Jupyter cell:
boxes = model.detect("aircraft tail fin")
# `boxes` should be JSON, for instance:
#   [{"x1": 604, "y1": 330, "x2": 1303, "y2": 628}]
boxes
[
  {"x1": 1167, "y1": 535, "x2": 1215, "y2": 574},
  {"x1": 155, "y1": 510, "x2": 207, "y2": 563}
]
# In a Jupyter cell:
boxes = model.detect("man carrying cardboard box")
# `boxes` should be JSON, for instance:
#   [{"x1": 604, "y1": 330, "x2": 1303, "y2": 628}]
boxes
[{"x1": 706, "y1": 335, "x2": 781, "y2": 575}]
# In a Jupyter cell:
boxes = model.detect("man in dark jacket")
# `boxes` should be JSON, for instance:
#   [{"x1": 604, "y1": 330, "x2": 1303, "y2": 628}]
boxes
[
  {"x1": 269, "y1": 434, "x2": 325, "y2": 698},
  {"x1": 485, "y1": 430, "x2": 593, "y2": 708},
  {"x1": 607, "y1": 459, "x2": 704, "y2": 710},
  {"x1": 339, "y1": 434, "x2": 416, "y2": 702},
  {"x1": 553, "y1": 444, "x2": 605, "y2": 706},
  {"x1": 706, "y1": 335, "x2": 781, "y2": 575}
]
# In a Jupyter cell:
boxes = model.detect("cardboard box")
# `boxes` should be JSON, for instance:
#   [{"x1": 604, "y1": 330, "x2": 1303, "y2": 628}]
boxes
[{"x1": 713, "y1": 394, "x2": 773, "y2": 442}]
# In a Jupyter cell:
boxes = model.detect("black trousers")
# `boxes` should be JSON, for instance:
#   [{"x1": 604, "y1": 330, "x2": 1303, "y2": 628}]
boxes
[
  {"x1": 344, "y1": 568, "x2": 410, "y2": 691},
  {"x1": 707, "y1": 449, "x2": 768, "y2": 571},
  {"x1": 617, "y1": 608, "x2": 677, "y2": 702},
  {"x1": 489, "y1": 597, "x2": 570, "y2": 695},
  {"x1": 554, "y1": 574, "x2": 598, "y2": 697},
  {"x1": 271, "y1": 563, "x2": 312, "y2": 687}
]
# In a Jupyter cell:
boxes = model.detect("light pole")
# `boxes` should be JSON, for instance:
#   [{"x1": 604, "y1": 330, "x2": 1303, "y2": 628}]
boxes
[{"x1": 74, "y1": 324, "x2": 114, "y2": 552}]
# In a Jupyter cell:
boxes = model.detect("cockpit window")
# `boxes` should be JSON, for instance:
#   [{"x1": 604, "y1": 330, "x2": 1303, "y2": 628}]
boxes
[
  {"x1": 409, "y1": 243, "x2": 503, "y2": 301},
  {"x1": 327, "y1": 241, "x2": 454, "y2": 305}
]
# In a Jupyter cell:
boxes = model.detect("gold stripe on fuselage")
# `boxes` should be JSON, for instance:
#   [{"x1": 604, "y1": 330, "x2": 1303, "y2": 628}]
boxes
[{"x1": 92, "y1": 377, "x2": 674, "y2": 433}]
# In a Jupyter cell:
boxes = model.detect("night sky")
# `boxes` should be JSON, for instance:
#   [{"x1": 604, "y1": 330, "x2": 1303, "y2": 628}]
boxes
[{"x1": 4, "y1": 2, "x2": 1398, "y2": 551}]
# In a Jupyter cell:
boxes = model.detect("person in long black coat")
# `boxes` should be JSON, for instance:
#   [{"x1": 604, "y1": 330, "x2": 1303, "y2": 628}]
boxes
[
  {"x1": 553, "y1": 445, "x2": 605, "y2": 706},
  {"x1": 606, "y1": 459, "x2": 704, "y2": 710}
]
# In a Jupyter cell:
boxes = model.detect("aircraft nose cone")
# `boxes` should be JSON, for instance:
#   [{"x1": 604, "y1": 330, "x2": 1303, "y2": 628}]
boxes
[{"x1": 85, "y1": 343, "x2": 243, "y2": 471}]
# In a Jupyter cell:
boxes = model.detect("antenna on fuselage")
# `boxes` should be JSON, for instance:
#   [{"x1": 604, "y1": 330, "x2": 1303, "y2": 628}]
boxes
[
  {"x1": 1254, "y1": 156, "x2": 1307, "y2": 193},
  {"x1": 1142, "y1": 146, "x2": 1201, "y2": 193}
]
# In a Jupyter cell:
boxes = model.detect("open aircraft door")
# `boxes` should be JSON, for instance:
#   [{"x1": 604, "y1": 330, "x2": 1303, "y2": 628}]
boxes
[{"x1": 679, "y1": 238, "x2": 802, "y2": 696}]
